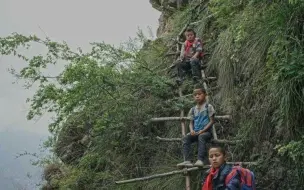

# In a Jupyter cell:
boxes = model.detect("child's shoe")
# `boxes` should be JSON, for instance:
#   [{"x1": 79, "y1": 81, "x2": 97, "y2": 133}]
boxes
[
  {"x1": 193, "y1": 160, "x2": 204, "y2": 167},
  {"x1": 177, "y1": 161, "x2": 193, "y2": 168}
]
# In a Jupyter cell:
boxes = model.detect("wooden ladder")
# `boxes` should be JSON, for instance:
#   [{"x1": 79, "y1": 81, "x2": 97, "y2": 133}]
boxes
[{"x1": 115, "y1": 68, "x2": 256, "y2": 189}]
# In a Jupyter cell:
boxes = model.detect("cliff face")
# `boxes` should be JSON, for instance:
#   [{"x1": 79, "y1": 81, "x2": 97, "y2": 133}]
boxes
[
  {"x1": 149, "y1": 0, "x2": 189, "y2": 11},
  {"x1": 150, "y1": 0, "x2": 190, "y2": 36}
]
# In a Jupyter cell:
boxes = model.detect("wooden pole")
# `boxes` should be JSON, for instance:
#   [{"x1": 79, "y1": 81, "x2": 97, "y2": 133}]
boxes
[
  {"x1": 150, "y1": 115, "x2": 232, "y2": 122},
  {"x1": 174, "y1": 22, "x2": 192, "y2": 190},
  {"x1": 178, "y1": 87, "x2": 191, "y2": 190},
  {"x1": 156, "y1": 136, "x2": 241, "y2": 145},
  {"x1": 179, "y1": 89, "x2": 186, "y2": 137},
  {"x1": 203, "y1": 69, "x2": 219, "y2": 139},
  {"x1": 115, "y1": 167, "x2": 200, "y2": 185},
  {"x1": 115, "y1": 162, "x2": 258, "y2": 184}
]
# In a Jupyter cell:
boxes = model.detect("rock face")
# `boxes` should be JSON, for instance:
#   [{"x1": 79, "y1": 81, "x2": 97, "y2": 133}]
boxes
[
  {"x1": 157, "y1": 13, "x2": 170, "y2": 37},
  {"x1": 150, "y1": 0, "x2": 191, "y2": 36},
  {"x1": 42, "y1": 164, "x2": 63, "y2": 190},
  {"x1": 54, "y1": 119, "x2": 91, "y2": 164},
  {"x1": 150, "y1": 0, "x2": 189, "y2": 11},
  {"x1": 150, "y1": 0, "x2": 162, "y2": 11}
]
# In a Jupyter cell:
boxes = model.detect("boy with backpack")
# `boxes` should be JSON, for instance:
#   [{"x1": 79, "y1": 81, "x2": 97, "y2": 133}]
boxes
[
  {"x1": 176, "y1": 28, "x2": 204, "y2": 85},
  {"x1": 202, "y1": 143, "x2": 256, "y2": 190},
  {"x1": 177, "y1": 85, "x2": 215, "y2": 167}
]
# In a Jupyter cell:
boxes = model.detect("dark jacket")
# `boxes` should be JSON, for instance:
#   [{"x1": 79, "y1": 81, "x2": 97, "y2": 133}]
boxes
[{"x1": 201, "y1": 163, "x2": 241, "y2": 190}]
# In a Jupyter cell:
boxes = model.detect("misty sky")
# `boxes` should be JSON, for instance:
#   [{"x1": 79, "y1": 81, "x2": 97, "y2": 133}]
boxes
[{"x1": 0, "y1": 0, "x2": 160, "y2": 189}]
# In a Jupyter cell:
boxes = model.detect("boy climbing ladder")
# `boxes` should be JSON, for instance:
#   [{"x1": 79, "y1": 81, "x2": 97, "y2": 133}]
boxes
[
  {"x1": 177, "y1": 85, "x2": 215, "y2": 168},
  {"x1": 176, "y1": 28, "x2": 204, "y2": 85}
]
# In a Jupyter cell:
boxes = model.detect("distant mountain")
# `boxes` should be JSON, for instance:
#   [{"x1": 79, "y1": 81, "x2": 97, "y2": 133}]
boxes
[{"x1": 0, "y1": 129, "x2": 48, "y2": 190}]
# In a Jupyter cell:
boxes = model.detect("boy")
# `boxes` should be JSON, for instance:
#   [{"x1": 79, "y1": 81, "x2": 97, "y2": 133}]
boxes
[
  {"x1": 176, "y1": 28, "x2": 204, "y2": 85},
  {"x1": 202, "y1": 144, "x2": 241, "y2": 190},
  {"x1": 177, "y1": 86, "x2": 215, "y2": 167}
]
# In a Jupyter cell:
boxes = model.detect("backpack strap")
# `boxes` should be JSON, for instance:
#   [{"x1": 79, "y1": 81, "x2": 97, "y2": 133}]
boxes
[
  {"x1": 225, "y1": 167, "x2": 239, "y2": 185},
  {"x1": 205, "y1": 103, "x2": 209, "y2": 116},
  {"x1": 192, "y1": 106, "x2": 195, "y2": 116},
  {"x1": 217, "y1": 164, "x2": 232, "y2": 188},
  {"x1": 192, "y1": 103, "x2": 208, "y2": 116}
]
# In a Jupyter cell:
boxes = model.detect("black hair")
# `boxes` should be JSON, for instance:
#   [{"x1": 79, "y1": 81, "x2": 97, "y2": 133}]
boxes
[
  {"x1": 209, "y1": 143, "x2": 227, "y2": 156},
  {"x1": 194, "y1": 84, "x2": 207, "y2": 94},
  {"x1": 185, "y1": 28, "x2": 196, "y2": 36}
]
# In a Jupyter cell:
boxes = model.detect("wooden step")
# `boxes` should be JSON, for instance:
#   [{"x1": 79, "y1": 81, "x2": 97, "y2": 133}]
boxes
[
  {"x1": 115, "y1": 161, "x2": 257, "y2": 184},
  {"x1": 116, "y1": 167, "x2": 199, "y2": 185},
  {"x1": 156, "y1": 136, "x2": 240, "y2": 145},
  {"x1": 151, "y1": 115, "x2": 232, "y2": 122},
  {"x1": 203, "y1": 77, "x2": 217, "y2": 81}
]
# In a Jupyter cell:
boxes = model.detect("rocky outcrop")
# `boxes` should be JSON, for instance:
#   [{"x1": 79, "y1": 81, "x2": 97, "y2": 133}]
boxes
[
  {"x1": 150, "y1": 0, "x2": 162, "y2": 11},
  {"x1": 150, "y1": 0, "x2": 192, "y2": 36},
  {"x1": 42, "y1": 164, "x2": 63, "y2": 190},
  {"x1": 54, "y1": 115, "x2": 92, "y2": 164},
  {"x1": 157, "y1": 13, "x2": 170, "y2": 37},
  {"x1": 150, "y1": 0, "x2": 189, "y2": 11}
]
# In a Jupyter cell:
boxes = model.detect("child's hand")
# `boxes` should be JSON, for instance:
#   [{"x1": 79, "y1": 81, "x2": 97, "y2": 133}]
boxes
[
  {"x1": 190, "y1": 130, "x2": 196, "y2": 136},
  {"x1": 198, "y1": 130, "x2": 204, "y2": 135},
  {"x1": 190, "y1": 56, "x2": 198, "y2": 61}
]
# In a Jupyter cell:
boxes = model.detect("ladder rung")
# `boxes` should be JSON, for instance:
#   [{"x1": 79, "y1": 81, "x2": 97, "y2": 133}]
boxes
[
  {"x1": 115, "y1": 162, "x2": 257, "y2": 184},
  {"x1": 203, "y1": 77, "x2": 217, "y2": 81},
  {"x1": 156, "y1": 136, "x2": 240, "y2": 145},
  {"x1": 151, "y1": 115, "x2": 231, "y2": 122},
  {"x1": 115, "y1": 167, "x2": 199, "y2": 185},
  {"x1": 211, "y1": 139, "x2": 241, "y2": 145},
  {"x1": 156, "y1": 136, "x2": 180, "y2": 141}
]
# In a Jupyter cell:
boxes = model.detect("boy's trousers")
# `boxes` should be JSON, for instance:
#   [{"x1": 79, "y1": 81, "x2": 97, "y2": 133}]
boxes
[
  {"x1": 176, "y1": 58, "x2": 202, "y2": 79},
  {"x1": 182, "y1": 131, "x2": 212, "y2": 161}
]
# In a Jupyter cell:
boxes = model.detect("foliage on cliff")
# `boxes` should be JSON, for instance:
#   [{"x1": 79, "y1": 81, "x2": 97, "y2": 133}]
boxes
[{"x1": 1, "y1": 0, "x2": 304, "y2": 189}]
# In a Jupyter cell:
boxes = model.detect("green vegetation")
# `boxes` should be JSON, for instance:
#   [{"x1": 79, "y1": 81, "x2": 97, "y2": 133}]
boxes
[{"x1": 1, "y1": 0, "x2": 304, "y2": 189}]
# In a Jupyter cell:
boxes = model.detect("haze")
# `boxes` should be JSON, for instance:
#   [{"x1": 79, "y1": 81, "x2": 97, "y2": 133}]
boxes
[{"x1": 0, "y1": 0, "x2": 160, "y2": 189}]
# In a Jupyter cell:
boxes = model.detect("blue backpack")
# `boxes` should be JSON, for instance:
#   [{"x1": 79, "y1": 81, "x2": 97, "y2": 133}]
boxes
[{"x1": 225, "y1": 166, "x2": 256, "y2": 190}]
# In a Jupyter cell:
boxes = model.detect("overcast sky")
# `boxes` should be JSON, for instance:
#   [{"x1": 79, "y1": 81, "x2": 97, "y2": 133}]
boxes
[{"x1": 0, "y1": 0, "x2": 160, "y2": 189}]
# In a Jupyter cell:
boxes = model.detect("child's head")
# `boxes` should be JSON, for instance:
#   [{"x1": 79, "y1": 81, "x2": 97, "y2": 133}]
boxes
[
  {"x1": 208, "y1": 144, "x2": 227, "y2": 169},
  {"x1": 193, "y1": 85, "x2": 207, "y2": 104},
  {"x1": 185, "y1": 28, "x2": 196, "y2": 42}
]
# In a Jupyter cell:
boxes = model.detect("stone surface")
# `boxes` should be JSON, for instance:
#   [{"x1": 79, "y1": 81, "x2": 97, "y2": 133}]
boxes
[{"x1": 149, "y1": 0, "x2": 192, "y2": 36}]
